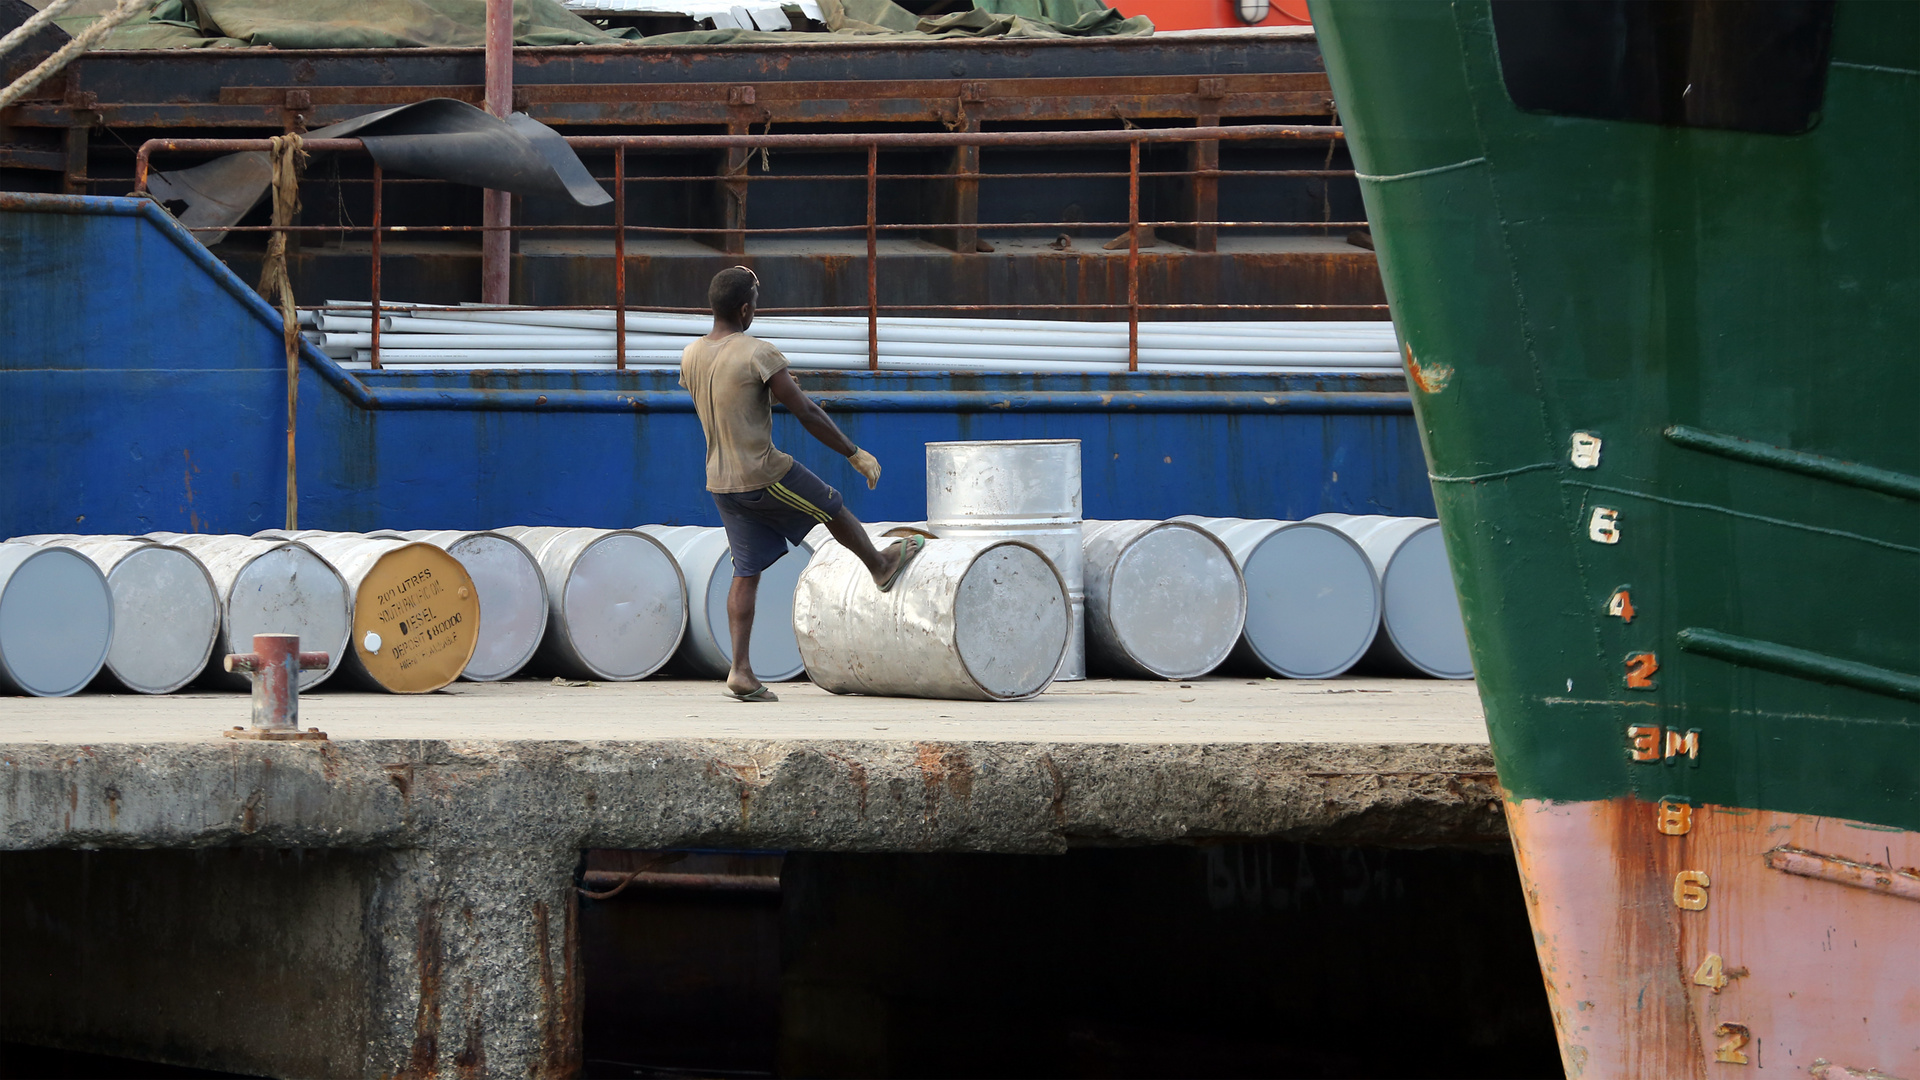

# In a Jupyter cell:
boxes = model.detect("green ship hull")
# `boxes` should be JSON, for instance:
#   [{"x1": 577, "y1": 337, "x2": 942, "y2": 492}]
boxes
[{"x1": 1310, "y1": 1, "x2": 1918, "y2": 1075}]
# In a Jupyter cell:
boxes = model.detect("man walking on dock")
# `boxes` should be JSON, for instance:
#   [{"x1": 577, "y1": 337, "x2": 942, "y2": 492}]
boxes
[{"x1": 681, "y1": 265, "x2": 925, "y2": 702}]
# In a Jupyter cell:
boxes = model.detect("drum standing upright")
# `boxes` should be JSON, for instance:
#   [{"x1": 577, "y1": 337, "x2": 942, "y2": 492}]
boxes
[{"x1": 926, "y1": 439, "x2": 1085, "y2": 681}]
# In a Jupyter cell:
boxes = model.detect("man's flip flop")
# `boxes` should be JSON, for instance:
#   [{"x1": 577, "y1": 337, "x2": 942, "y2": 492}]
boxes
[
  {"x1": 726, "y1": 685, "x2": 779, "y2": 702},
  {"x1": 876, "y1": 533, "x2": 927, "y2": 593}
]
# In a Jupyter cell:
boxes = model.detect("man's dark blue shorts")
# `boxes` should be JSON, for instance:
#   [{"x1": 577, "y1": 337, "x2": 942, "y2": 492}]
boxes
[{"x1": 712, "y1": 462, "x2": 845, "y2": 576}]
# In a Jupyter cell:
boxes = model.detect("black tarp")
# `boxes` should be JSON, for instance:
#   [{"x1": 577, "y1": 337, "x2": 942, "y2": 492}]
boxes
[{"x1": 147, "y1": 98, "x2": 610, "y2": 242}]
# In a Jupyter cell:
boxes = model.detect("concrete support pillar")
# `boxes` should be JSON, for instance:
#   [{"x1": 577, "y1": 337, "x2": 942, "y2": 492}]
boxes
[
  {"x1": 366, "y1": 846, "x2": 584, "y2": 1079},
  {"x1": 0, "y1": 845, "x2": 582, "y2": 1079}
]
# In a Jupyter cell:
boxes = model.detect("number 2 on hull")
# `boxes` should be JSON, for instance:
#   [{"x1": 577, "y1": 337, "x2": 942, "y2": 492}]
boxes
[{"x1": 1625, "y1": 651, "x2": 1658, "y2": 689}]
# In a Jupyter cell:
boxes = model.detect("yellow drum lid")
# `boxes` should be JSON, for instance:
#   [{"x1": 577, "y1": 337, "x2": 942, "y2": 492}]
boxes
[{"x1": 352, "y1": 542, "x2": 479, "y2": 693}]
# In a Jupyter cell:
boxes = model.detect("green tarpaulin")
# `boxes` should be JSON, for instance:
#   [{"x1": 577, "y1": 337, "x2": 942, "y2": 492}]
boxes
[{"x1": 53, "y1": 0, "x2": 1148, "y2": 49}]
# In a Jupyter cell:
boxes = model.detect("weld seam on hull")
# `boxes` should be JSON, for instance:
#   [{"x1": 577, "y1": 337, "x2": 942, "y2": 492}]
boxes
[
  {"x1": 1831, "y1": 60, "x2": 1920, "y2": 78},
  {"x1": 1430, "y1": 461, "x2": 1556, "y2": 484},
  {"x1": 1665, "y1": 424, "x2": 1920, "y2": 501},
  {"x1": 1565, "y1": 480, "x2": 1920, "y2": 556},
  {"x1": 1677, "y1": 627, "x2": 1920, "y2": 704},
  {"x1": 1765, "y1": 846, "x2": 1920, "y2": 902},
  {"x1": 1356, "y1": 156, "x2": 1489, "y2": 184}
]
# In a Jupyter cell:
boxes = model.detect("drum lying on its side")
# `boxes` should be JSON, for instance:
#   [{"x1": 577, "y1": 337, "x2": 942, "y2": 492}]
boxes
[
  {"x1": 638, "y1": 525, "x2": 811, "y2": 683},
  {"x1": 395, "y1": 530, "x2": 547, "y2": 682},
  {"x1": 499, "y1": 526, "x2": 687, "y2": 682},
  {"x1": 1081, "y1": 520, "x2": 1245, "y2": 680},
  {"x1": 299, "y1": 536, "x2": 482, "y2": 693},
  {"x1": 0, "y1": 543, "x2": 114, "y2": 697},
  {"x1": 1173, "y1": 516, "x2": 1382, "y2": 679},
  {"x1": 44, "y1": 538, "x2": 219, "y2": 694},
  {"x1": 148, "y1": 534, "x2": 353, "y2": 690},
  {"x1": 793, "y1": 535, "x2": 1069, "y2": 702},
  {"x1": 1307, "y1": 515, "x2": 1473, "y2": 679}
]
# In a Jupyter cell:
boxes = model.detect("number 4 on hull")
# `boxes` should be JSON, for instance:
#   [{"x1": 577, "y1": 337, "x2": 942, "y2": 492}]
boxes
[{"x1": 1607, "y1": 587, "x2": 1635, "y2": 622}]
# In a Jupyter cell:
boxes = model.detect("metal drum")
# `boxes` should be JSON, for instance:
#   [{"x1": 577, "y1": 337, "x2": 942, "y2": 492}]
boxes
[
  {"x1": 149, "y1": 534, "x2": 353, "y2": 690},
  {"x1": 43, "y1": 538, "x2": 219, "y2": 694},
  {"x1": 1174, "y1": 516, "x2": 1383, "y2": 679},
  {"x1": 395, "y1": 530, "x2": 548, "y2": 682},
  {"x1": 926, "y1": 439, "x2": 1085, "y2": 681},
  {"x1": 793, "y1": 535, "x2": 1069, "y2": 702},
  {"x1": 1081, "y1": 520, "x2": 1245, "y2": 680},
  {"x1": 0, "y1": 543, "x2": 114, "y2": 697},
  {"x1": 1308, "y1": 515, "x2": 1473, "y2": 679},
  {"x1": 299, "y1": 536, "x2": 482, "y2": 694},
  {"x1": 498, "y1": 527, "x2": 687, "y2": 681},
  {"x1": 638, "y1": 525, "x2": 811, "y2": 683}
]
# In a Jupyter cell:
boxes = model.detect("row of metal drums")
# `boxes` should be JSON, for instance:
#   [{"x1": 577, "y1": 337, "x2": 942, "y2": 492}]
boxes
[
  {"x1": 818, "y1": 514, "x2": 1472, "y2": 690},
  {"x1": 0, "y1": 513, "x2": 1467, "y2": 699},
  {"x1": 1087, "y1": 514, "x2": 1471, "y2": 682},
  {"x1": 0, "y1": 526, "x2": 814, "y2": 697}
]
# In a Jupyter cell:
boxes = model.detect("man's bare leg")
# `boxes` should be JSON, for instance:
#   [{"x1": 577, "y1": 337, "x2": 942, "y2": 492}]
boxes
[
  {"x1": 825, "y1": 508, "x2": 907, "y2": 585},
  {"x1": 726, "y1": 574, "x2": 763, "y2": 697}
]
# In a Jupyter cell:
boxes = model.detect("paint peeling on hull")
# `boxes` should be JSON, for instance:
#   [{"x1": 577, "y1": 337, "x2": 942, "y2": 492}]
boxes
[{"x1": 1506, "y1": 797, "x2": 1920, "y2": 1080}]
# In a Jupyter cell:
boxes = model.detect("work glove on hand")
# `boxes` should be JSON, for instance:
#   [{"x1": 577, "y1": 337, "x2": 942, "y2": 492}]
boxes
[{"x1": 848, "y1": 448, "x2": 882, "y2": 490}]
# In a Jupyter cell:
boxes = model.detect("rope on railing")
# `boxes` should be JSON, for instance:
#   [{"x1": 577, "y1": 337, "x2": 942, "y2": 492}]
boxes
[{"x1": 256, "y1": 133, "x2": 308, "y2": 530}]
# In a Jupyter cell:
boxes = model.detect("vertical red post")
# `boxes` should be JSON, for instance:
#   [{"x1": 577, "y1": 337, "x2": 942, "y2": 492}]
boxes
[
  {"x1": 1127, "y1": 139, "x2": 1140, "y2": 373},
  {"x1": 370, "y1": 163, "x2": 383, "y2": 371},
  {"x1": 867, "y1": 143, "x2": 879, "y2": 372},
  {"x1": 222, "y1": 633, "x2": 330, "y2": 739},
  {"x1": 615, "y1": 146, "x2": 627, "y2": 372},
  {"x1": 481, "y1": 0, "x2": 513, "y2": 305}
]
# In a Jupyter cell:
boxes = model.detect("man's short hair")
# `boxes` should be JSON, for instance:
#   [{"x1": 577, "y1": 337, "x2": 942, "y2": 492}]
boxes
[{"x1": 709, "y1": 266, "x2": 758, "y2": 317}]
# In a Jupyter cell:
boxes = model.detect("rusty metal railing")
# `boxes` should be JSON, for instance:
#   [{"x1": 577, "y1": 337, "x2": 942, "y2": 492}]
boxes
[{"x1": 133, "y1": 124, "x2": 1377, "y2": 373}]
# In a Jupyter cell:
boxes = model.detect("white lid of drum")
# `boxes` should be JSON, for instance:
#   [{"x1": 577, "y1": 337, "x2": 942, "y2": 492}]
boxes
[
  {"x1": 1106, "y1": 524, "x2": 1244, "y2": 680},
  {"x1": 706, "y1": 542, "x2": 809, "y2": 683},
  {"x1": 0, "y1": 546, "x2": 113, "y2": 697},
  {"x1": 1242, "y1": 524, "x2": 1382, "y2": 679},
  {"x1": 227, "y1": 545, "x2": 352, "y2": 690},
  {"x1": 1382, "y1": 525, "x2": 1473, "y2": 679},
  {"x1": 953, "y1": 543, "x2": 1069, "y2": 700},
  {"x1": 444, "y1": 533, "x2": 548, "y2": 681},
  {"x1": 105, "y1": 545, "x2": 220, "y2": 694},
  {"x1": 561, "y1": 532, "x2": 686, "y2": 680}
]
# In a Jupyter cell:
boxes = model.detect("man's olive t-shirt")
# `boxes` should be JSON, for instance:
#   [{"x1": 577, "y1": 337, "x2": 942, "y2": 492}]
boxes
[{"x1": 679, "y1": 333, "x2": 795, "y2": 493}]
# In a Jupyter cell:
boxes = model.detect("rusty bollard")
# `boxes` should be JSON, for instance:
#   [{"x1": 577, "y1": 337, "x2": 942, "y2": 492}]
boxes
[{"x1": 222, "y1": 633, "x2": 331, "y2": 741}]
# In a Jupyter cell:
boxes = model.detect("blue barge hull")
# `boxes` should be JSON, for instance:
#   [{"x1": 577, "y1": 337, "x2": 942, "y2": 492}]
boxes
[{"x1": 0, "y1": 194, "x2": 1429, "y2": 537}]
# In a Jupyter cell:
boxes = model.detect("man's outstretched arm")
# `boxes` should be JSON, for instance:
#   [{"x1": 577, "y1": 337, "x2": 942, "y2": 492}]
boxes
[{"x1": 769, "y1": 369, "x2": 881, "y2": 487}]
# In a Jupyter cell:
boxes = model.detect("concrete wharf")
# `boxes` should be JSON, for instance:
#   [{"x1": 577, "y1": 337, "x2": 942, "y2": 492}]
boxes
[{"x1": 0, "y1": 677, "x2": 1498, "y2": 1077}]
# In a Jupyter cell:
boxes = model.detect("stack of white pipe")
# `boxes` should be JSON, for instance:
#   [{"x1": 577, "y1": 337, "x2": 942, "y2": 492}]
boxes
[{"x1": 305, "y1": 302, "x2": 1400, "y2": 375}]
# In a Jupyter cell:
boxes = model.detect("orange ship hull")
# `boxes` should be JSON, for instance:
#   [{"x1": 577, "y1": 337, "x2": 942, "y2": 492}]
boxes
[{"x1": 1507, "y1": 798, "x2": 1919, "y2": 1078}]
